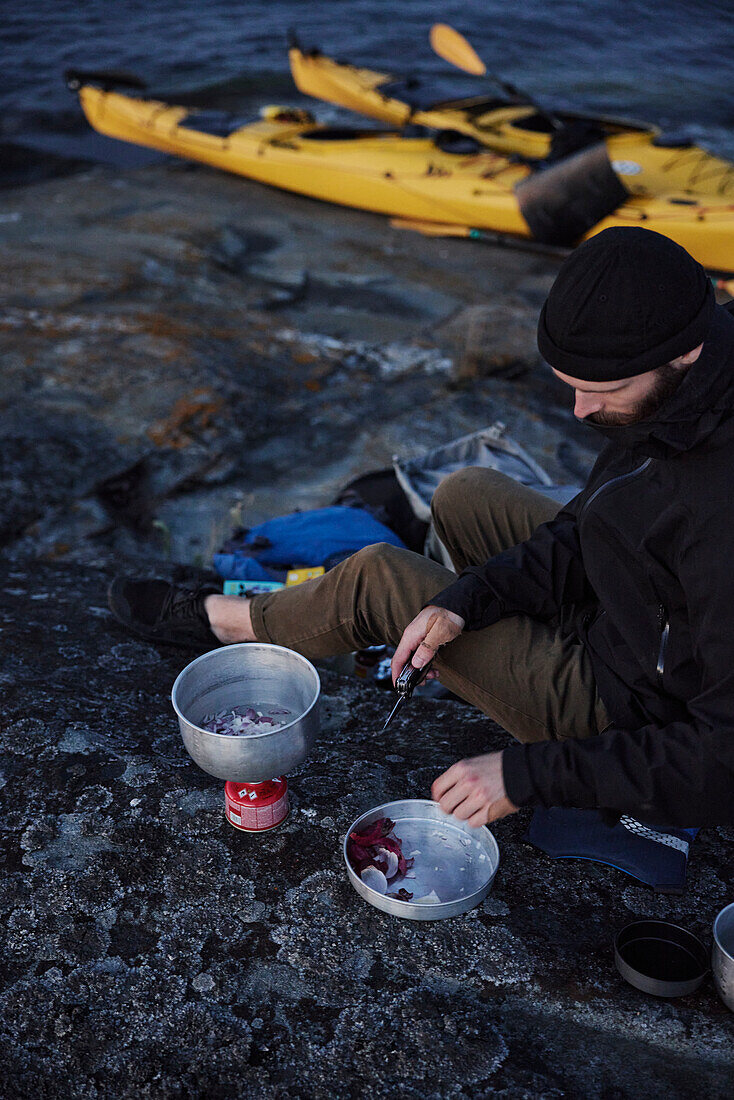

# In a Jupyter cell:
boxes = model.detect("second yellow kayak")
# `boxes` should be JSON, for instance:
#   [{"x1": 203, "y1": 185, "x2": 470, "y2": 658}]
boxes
[{"x1": 288, "y1": 44, "x2": 734, "y2": 203}]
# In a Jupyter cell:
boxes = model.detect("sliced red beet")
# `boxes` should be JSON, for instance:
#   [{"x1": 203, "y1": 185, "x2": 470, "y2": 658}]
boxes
[
  {"x1": 387, "y1": 888, "x2": 414, "y2": 901},
  {"x1": 348, "y1": 843, "x2": 371, "y2": 864},
  {"x1": 353, "y1": 854, "x2": 388, "y2": 875},
  {"x1": 372, "y1": 835, "x2": 413, "y2": 877},
  {"x1": 349, "y1": 817, "x2": 395, "y2": 848},
  {"x1": 375, "y1": 835, "x2": 400, "y2": 854},
  {"x1": 347, "y1": 816, "x2": 416, "y2": 887}
]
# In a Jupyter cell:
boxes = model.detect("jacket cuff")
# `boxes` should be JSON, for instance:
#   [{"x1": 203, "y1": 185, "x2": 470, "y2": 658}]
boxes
[
  {"x1": 503, "y1": 738, "x2": 603, "y2": 812},
  {"x1": 425, "y1": 574, "x2": 502, "y2": 631},
  {"x1": 501, "y1": 744, "x2": 540, "y2": 807}
]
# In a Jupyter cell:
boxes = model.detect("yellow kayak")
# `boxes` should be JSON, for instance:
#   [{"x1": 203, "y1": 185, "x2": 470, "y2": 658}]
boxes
[
  {"x1": 288, "y1": 44, "x2": 734, "y2": 203},
  {"x1": 70, "y1": 79, "x2": 734, "y2": 272}
]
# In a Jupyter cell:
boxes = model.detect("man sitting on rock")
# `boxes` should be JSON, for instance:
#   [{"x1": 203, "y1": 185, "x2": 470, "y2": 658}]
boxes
[{"x1": 109, "y1": 228, "x2": 734, "y2": 830}]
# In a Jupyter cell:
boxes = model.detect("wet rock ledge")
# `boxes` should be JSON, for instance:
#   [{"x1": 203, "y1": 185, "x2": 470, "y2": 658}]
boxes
[
  {"x1": 0, "y1": 160, "x2": 599, "y2": 571},
  {"x1": 0, "y1": 557, "x2": 733, "y2": 1099}
]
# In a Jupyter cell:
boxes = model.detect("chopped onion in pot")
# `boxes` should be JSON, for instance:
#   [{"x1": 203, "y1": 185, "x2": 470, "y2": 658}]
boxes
[{"x1": 201, "y1": 704, "x2": 294, "y2": 737}]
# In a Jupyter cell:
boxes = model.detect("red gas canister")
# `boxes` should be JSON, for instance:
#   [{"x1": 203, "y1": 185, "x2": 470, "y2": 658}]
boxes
[{"x1": 224, "y1": 777, "x2": 289, "y2": 832}]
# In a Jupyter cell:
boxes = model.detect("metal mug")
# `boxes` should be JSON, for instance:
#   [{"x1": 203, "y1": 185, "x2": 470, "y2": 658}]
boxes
[
  {"x1": 712, "y1": 901, "x2": 734, "y2": 1012},
  {"x1": 172, "y1": 643, "x2": 320, "y2": 783}
]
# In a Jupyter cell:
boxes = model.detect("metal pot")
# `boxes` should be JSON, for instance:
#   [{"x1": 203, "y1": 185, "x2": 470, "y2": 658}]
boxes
[
  {"x1": 713, "y1": 901, "x2": 734, "y2": 1012},
  {"x1": 171, "y1": 643, "x2": 320, "y2": 783}
]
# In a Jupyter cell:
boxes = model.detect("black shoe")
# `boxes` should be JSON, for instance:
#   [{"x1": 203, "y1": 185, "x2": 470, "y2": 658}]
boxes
[{"x1": 107, "y1": 577, "x2": 222, "y2": 649}]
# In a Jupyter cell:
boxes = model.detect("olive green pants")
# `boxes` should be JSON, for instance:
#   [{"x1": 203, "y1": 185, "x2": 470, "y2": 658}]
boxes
[{"x1": 250, "y1": 468, "x2": 610, "y2": 744}]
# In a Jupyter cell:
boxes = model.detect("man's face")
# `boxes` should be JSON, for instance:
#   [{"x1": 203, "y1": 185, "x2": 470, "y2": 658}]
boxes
[{"x1": 553, "y1": 346, "x2": 702, "y2": 426}]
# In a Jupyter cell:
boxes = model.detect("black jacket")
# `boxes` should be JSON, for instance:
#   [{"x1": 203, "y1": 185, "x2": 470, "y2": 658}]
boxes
[{"x1": 431, "y1": 303, "x2": 734, "y2": 826}]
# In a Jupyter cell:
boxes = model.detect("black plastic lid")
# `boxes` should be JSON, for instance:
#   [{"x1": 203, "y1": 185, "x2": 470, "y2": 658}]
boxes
[{"x1": 615, "y1": 920, "x2": 709, "y2": 998}]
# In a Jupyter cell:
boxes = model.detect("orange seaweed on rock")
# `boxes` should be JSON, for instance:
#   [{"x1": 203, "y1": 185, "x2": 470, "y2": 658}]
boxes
[{"x1": 147, "y1": 387, "x2": 223, "y2": 449}]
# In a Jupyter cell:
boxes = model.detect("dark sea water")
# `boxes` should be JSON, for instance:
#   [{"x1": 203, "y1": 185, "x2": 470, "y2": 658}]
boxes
[{"x1": 3, "y1": 0, "x2": 734, "y2": 175}]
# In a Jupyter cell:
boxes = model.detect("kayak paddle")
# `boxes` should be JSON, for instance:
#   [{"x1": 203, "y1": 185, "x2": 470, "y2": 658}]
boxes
[
  {"x1": 389, "y1": 218, "x2": 570, "y2": 258},
  {"x1": 429, "y1": 23, "x2": 563, "y2": 131},
  {"x1": 429, "y1": 23, "x2": 487, "y2": 78}
]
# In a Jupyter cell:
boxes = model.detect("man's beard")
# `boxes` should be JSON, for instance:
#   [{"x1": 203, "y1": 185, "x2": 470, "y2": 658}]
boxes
[{"x1": 587, "y1": 363, "x2": 690, "y2": 426}]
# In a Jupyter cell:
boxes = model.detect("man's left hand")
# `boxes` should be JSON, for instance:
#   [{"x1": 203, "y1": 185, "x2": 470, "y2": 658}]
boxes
[{"x1": 431, "y1": 752, "x2": 519, "y2": 827}]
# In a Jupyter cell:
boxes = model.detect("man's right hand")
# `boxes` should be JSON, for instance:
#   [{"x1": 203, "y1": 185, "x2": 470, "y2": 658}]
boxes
[{"x1": 391, "y1": 605, "x2": 465, "y2": 684}]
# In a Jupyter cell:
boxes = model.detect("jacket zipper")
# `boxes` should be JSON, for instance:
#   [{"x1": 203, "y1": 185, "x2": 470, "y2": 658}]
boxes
[
  {"x1": 579, "y1": 458, "x2": 652, "y2": 521},
  {"x1": 657, "y1": 605, "x2": 670, "y2": 683},
  {"x1": 578, "y1": 457, "x2": 664, "y2": 681}
]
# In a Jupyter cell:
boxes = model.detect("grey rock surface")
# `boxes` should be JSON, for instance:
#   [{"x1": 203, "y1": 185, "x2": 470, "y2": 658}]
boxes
[
  {"x1": 0, "y1": 161, "x2": 601, "y2": 569},
  {"x1": 437, "y1": 300, "x2": 541, "y2": 381},
  {"x1": 0, "y1": 560, "x2": 733, "y2": 1099}
]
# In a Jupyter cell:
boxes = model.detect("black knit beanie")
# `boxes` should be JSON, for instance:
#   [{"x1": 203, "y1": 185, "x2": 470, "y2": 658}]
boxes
[{"x1": 537, "y1": 227, "x2": 715, "y2": 381}]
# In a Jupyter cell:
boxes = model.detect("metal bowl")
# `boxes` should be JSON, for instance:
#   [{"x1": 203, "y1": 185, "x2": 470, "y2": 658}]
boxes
[
  {"x1": 343, "y1": 799, "x2": 500, "y2": 921},
  {"x1": 171, "y1": 643, "x2": 320, "y2": 783},
  {"x1": 713, "y1": 901, "x2": 734, "y2": 1012},
  {"x1": 614, "y1": 920, "x2": 709, "y2": 998}
]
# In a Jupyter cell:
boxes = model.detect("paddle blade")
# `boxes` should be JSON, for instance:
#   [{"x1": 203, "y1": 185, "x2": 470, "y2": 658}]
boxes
[{"x1": 430, "y1": 23, "x2": 487, "y2": 76}]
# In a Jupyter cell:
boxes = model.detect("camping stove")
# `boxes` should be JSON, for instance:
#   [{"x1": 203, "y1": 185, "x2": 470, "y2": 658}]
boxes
[{"x1": 171, "y1": 644, "x2": 320, "y2": 834}]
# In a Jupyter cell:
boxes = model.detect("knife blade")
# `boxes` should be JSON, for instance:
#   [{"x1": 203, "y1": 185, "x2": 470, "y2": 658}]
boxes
[
  {"x1": 381, "y1": 659, "x2": 430, "y2": 731},
  {"x1": 381, "y1": 693, "x2": 406, "y2": 731}
]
